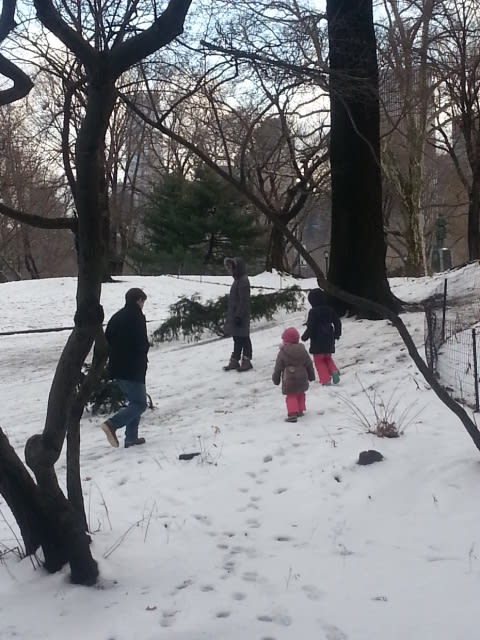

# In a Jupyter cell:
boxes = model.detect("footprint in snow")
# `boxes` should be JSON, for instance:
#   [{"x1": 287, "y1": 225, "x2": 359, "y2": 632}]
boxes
[
  {"x1": 223, "y1": 560, "x2": 235, "y2": 572},
  {"x1": 229, "y1": 545, "x2": 246, "y2": 555},
  {"x1": 246, "y1": 518, "x2": 261, "y2": 529},
  {"x1": 302, "y1": 584, "x2": 324, "y2": 601},
  {"x1": 175, "y1": 578, "x2": 194, "y2": 591},
  {"x1": 199, "y1": 584, "x2": 215, "y2": 592},
  {"x1": 242, "y1": 571, "x2": 259, "y2": 583},
  {"x1": 322, "y1": 623, "x2": 348, "y2": 639},
  {"x1": 257, "y1": 612, "x2": 292, "y2": 626},
  {"x1": 160, "y1": 610, "x2": 178, "y2": 627}
]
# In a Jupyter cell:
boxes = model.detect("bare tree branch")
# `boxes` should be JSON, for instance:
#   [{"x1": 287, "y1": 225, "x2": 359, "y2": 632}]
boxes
[
  {"x1": 110, "y1": 0, "x2": 193, "y2": 77},
  {"x1": 200, "y1": 39, "x2": 329, "y2": 90},
  {"x1": 0, "y1": 201, "x2": 76, "y2": 230},
  {"x1": 33, "y1": 0, "x2": 96, "y2": 69},
  {"x1": 0, "y1": 0, "x2": 33, "y2": 105}
]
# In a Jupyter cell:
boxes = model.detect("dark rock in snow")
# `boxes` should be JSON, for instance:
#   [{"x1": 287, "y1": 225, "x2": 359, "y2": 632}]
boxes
[
  {"x1": 357, "y1": 450, "x2": 383, "y2": 465},
  {"x1": 179, "y1": 452, "x2": 201, "y2": 461}
]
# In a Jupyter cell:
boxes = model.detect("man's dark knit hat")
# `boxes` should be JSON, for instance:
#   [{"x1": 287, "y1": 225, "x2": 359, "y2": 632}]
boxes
[{"x1": 125, "y1": 287, "x2": 147, "y2": 305}]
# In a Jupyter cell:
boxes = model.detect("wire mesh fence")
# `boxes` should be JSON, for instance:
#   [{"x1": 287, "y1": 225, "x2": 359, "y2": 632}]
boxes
[{"x1": 424, "y1": 265, "x2": 480, "y2": 410}]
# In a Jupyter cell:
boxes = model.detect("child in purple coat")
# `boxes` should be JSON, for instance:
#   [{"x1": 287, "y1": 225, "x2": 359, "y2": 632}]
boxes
[{"x1": 272, "y1": 327, "x2": 316, "y2": 423}]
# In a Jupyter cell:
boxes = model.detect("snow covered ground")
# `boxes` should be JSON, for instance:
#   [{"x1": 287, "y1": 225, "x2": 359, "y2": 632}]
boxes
[{"x1": 1, "y1": 265, "x2": 480, "y2": 640}]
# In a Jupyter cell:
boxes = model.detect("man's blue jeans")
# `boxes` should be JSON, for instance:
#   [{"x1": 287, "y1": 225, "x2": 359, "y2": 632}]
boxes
[{"x1": 109, "y1": 380, "x2": 147, "y2": 442}]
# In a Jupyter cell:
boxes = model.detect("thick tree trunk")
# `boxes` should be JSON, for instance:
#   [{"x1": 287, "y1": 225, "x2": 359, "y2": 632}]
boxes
[
  {"x1": 67, "y1": 330, "x2": 109, "y2": 531},
  {"x1": 0, "y1": 429, "x2": 43, "y2": 556},
  {"x1": 468, "y1": 175, "x2": 480, "y2": 260},
  {"x1": 266, "y1": 222, "x2": 288, "y2": 272},
  {"x1": 327, "y1": 0, "x2": 401, "y2": 316},
  {"x1": 19, "y1": 77, "x2": 114, "y2": 585},
  {"x1": 24, "y1": 326, "x2": 100, "y2": 583},
  {"x1": 66, "y1": 419, "x2": 87, "y2": 531},
  {"x1": 0, "y1": 0, "x2": 193, "y2": 586},
  {"x1": 0, "y1": 428, "x2": 87, "y2": 574}
]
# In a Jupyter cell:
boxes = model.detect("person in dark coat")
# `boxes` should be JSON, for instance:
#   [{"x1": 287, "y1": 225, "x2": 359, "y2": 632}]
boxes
[
  {"x1": 272, "y1": 326, "x2": 316, "y2": 422},
  {"x1": 302, "y1": 288, "x2": 342, "y2": 385},
  {"x1": 100, "y1": 287, "x2": 150, "y2": 448},
  {"x1": 223, "y1": 257, "x2": 253, "y2": 372}
]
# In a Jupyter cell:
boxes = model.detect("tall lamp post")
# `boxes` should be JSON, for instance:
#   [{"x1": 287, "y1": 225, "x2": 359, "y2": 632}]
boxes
[{"x1": 324, "y1": 250, "x2": 329, "y2": 276}]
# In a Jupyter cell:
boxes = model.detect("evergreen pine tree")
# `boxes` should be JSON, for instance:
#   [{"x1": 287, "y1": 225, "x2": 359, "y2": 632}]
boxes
[
  {"x1": 153, "y1": 286, "x2": 304, "y2": 342},
  {"x1": 131, "y1": 166, "x2": 265, "y2": 274}
]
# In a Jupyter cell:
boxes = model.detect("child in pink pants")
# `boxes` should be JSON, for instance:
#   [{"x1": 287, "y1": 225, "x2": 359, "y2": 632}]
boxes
[
  {"x1": 302, "y1": 288, "x2": 342, "y2": 385},
  {"x1": 272, "y1": 327, "x2": 316, "y2": 422}
]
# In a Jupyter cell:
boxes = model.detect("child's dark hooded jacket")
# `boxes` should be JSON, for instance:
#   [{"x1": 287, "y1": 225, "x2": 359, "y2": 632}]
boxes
[{"x1": 302, "y1": 289, "x2": 342, "y2": 355}]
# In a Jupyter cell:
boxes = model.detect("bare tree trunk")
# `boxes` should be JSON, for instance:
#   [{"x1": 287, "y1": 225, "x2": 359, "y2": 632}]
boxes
[
  {"x1": 379, "y1": 0, "x2": 434, "y2": 278},
  {"x1": 23, "y1": 229, "x2": 40, "y2": 279},
  {"x1": 266, "y1": 224, "x2": 288, "y2": 272},
  {"x1": 327, "y1": 0, "x2": 400, "y2": 316},
  {"x1": 0, "y1": 0, "x2": 193, "y2": 585},
  {"x1": 24, "y1": 325, "x2": 101, "y2": 583},
  {"x1": 468, "y1": 173, "x2": 480, "y2": 260},
  {"x1": 0, "y1": 0, "x2": 33, "y2": 105},
  {"x1": 0, "y1": 429, "x2": 43, "y2": 556},
  {"x1": 67, "y1": 330, "x2": 109, "y2": 530}
]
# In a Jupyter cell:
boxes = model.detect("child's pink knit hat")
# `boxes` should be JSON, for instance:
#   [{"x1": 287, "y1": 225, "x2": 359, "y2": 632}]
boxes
[{"x1": 282, "y1": 327, "x2": 300, "y2": 344}]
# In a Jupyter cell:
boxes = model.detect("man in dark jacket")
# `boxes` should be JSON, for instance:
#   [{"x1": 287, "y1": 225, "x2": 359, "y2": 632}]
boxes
[
  {"x1": 223, "y1": 257, "x2": 253, "y2": 372},
  {"x1": 100, "y1": 287, "x2": 150, "y2": 448},
  {"x1": 301, "y1": 288, "x2": 342, "y2": 385}
]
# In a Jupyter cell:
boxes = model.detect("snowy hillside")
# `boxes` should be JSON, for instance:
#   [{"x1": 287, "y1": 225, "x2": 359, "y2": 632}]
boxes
[{"x1": 1, "y1": 266, "x2": 479, "y2": 640}]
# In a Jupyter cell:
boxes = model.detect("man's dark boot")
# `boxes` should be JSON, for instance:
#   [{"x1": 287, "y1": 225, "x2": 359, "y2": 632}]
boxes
[
  {"x1": 100, "y1": 420, "x2": 119, "y2": 448},
  {"x1": 223, "y1": 356, "x2": 240, "y2": 371},
  {"x1": 125, "y1": 437, "x2": 146, "y2": 448}
]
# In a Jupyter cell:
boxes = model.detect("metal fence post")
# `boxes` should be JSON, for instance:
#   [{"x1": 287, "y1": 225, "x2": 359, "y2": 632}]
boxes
[
  {"x1": 424, "y1": 306, "x2": 436, "y2": 371},
  {"x1": 473, "y1": 328, "x2": 479, "y2": 412},
  {"x1": 441, "y1": 279, "x2": 447, "y2": 342}
]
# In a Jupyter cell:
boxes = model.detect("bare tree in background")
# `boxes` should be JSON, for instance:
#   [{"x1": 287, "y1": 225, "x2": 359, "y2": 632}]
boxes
[
  {"x1": 378, "y1": 0, "x2": 439, "y2": 276},
  {"x1": 13, "y1": 51, "x2": 156, "y2": 278},
  {"x1": 429, "y1": 0, "x2": 480, "y2": 261},
  {"x1": 106, "y1": 86, "x2": 152, "y2": 276},
  {"x1": 0, "y1": 0, "x2": 193, "y2": 586},
  {"x1": 0, "y1": 0, "x2": 33, "y2": 104},
  {"x1": 326, "y1": 0, "x2": 401, "y2": 314},
  {"x1": 192, "y1": 0, "x2": 399, "y2": 313},
  {"x1": 126, "y1": 51, "x2": 330, "y2": 272},
  {"x1": 0, "y1": 103, "x2": 75, "y2": 279}
]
